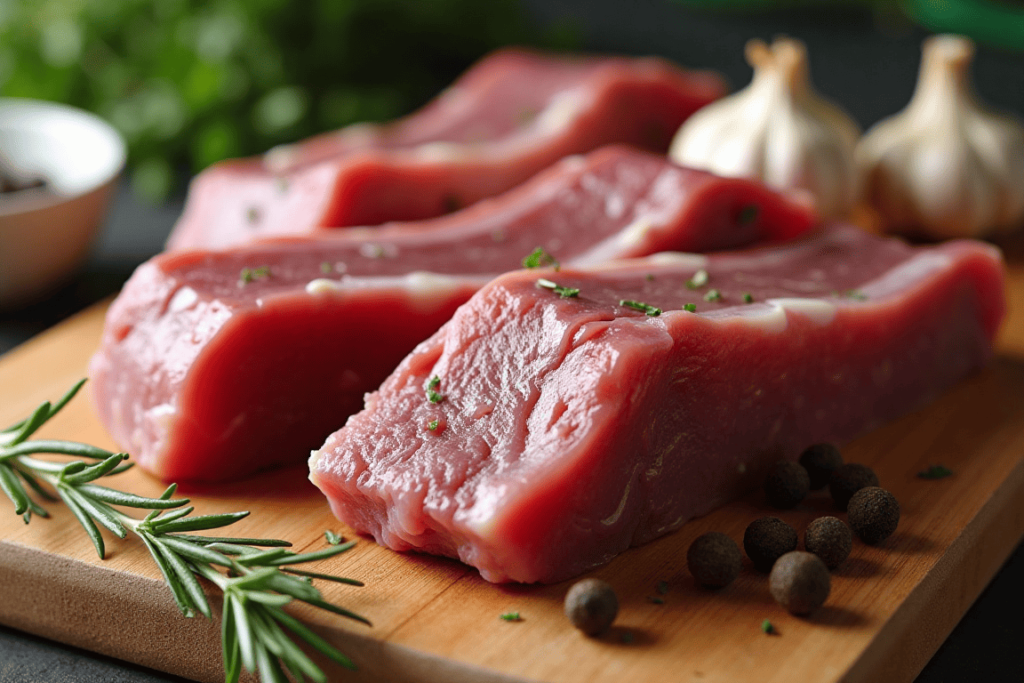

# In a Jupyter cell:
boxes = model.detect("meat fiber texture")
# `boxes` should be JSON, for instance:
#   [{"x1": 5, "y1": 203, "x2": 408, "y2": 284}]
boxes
[
  {"x1": 90, "y1": 147, "x2": 815, "y2": 483},
  {"x1": 166, "y1": 47, "x2": 726, "y2": 250},
  {"x1": 309, "y1": 226, "x2": 1006, "y2": 584}
]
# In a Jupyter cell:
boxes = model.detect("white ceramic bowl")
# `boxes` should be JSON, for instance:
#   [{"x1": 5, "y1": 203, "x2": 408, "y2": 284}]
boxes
[{"x1": 0, "y1": 98, "x2": 126, "y2": 307}]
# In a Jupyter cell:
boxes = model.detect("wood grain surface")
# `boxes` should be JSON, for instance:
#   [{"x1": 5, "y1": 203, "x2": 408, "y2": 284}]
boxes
[{"x1": 1, "y1": 235, "x2": 1024, "y2": 683}]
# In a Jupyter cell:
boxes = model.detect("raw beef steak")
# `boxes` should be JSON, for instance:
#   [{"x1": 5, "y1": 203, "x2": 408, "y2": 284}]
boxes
[
  {"x1": 309, "y1": 226, "x2": 1005, "y2": 583},
  {"x1": 166, "y1": 48, "x2": 725, "y2": 250},
  {"x1": 92, "y1": 147, "x2": 814, "y2": 483}
]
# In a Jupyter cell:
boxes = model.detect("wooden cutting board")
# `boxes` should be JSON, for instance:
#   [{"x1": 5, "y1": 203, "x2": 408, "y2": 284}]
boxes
[{"x1": 2, "y1": 237, "x2": 1024, "y2": 683}]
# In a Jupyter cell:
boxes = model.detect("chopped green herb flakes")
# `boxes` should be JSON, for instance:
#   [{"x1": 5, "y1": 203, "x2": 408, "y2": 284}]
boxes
[
  {"x1": 499, "y1": 612, "x2": 522, "y2": 622},
  {"x1": 620, "y1": 299, "x2": 661, "y2": 316},
  {"x1": 320, "y1": 261, "x2": 333, "y2": 274},
  {"x1": 703, "y1": 289, "x2": 722, "y2": 302},
  {"x1": 620, "y1": 631, "x2": 635, "y2": 644},
  {"x1": 239, "y1": 265, "x2": 271, "y2": 284},
  {"x1": 743, "y1": 292, "x2": 754, "y2": 303},
  {"x1": 325, "y1": 530, "x2": 343, "y2": 545},
  {"x1": 738, "y1": 204, "x2": 760, "y2": 225},
  {"x1": 646, "y1": 596, "x2": 665, "y2": 605},
  {"x1": 536, "y1": 278, "x2": 579, "y2": 298},
  {"x1": 683, "y1": 303, "x2": 697, "y2": 313},
  {"x1": 426, "y1": 376, "x2": 444, "y2": 404},
  {"x1": 656, "y1": 580, "x2": 669, "y2": 595},
  {"x1": 686, "y1": 269, "x2": 709, "y2": 289},
  {"x1": 918, "y1": 465, "x2": 953, "y2": 480},
  {"x1": 428, "y1": 419, "x2": 440, "y2": 431},
  {"x1": 762, "y1": 619, "x2": 775, "y2": 634},
  {"x1": 522, "y1": 247, "x2": 559, "y2": 270},
  {"x1": 845, "y1": 289, "x2": 868, "y2": 301}
]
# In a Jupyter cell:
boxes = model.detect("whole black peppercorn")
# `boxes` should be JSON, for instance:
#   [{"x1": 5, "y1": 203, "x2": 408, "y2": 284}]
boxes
[
  {"x1": 829, "y1": 463, "x2": 879, "y2": 511},
  {"x1": 743, "y1": 516, "x2": 798, "y2": 573},
  {"x1": 847, "y1": 486, "x2": 900, "y2": 545},
  {"x1": 799, "y1": 443, "x2": 844, "y2": 490},
  {"x1": 687, "y1": 532, "x2": 742, "y2": 588},
  {"x1": 769, "y1": 551, "x2": 831, "y2": 615},
  {"x1": 764, "y1": 461, "x2": 811, "y2": 509},
  {"x1": 804, "y1": 516, "x2": 853, "y2": 569},
  {"x1": 564, "y1": 578, "x2": 618, "y2": 636}
]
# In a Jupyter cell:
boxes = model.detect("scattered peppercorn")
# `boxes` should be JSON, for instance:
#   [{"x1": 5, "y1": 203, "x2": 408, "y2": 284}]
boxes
[
  {"x1": 804, "y1": 516, "x2": 853, "y2": 569},
  {"x1": 687, "y1": 531, "x2": 743, "y2": 588},
  {"x1": 764, "y1": 461, "x2": 810, "y2": 509},
  {"x1": 847, "y1": 487, "x2": 900, "y2": 545},
  {"x1": 564, "y1": 578, "x2": 619, "y2": 636},
  {"x1": 799, "y1": 443, "x2": 844, "y2": 490},
  {"x1": 769, "y1": 551, "x2": 831, "y2": 615},
  {"x1": 829, "y1": 463, "x2": 879, "y2": 512},
  {"x1": 743, "y1": 517, "x2": 798, "y2": 573}
]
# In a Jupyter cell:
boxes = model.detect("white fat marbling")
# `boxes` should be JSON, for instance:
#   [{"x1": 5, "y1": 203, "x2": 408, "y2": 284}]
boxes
[
  {"x1": 576, "y1": 249, "x2": 710, "y2": 273},
  {"x1": 645, "y1": 252, "x2": 710, "y2": 269},
  {"x1": 601, "y1": 468, "x2": 638, "y2": 526},
  {"x1": 558, "y1": 154, "x2": 587, "y2": 173},
  {"x1": 134, "y1": 403, "x2": 177, "y2": 472},
  {"x1": 768, "y1": 297, "x2": 838, "y2": 325},
  {"x1": 307, "y1": 271, "x2": 471, "y2": 312},
  {"x1": 403, "y1": 271, "x2": 462, "y2": 297},
  {"x1": 414, "y1": 141, "x2": 470, "y2": 163},
  {"x1": 168, "y1": 286, "x2": 198, "y2": 312},
  {"x1": 618, "y1": 218, "x2": 653, "y2": 247},
  {"x1": 308, "y1": 448, "x2": 324, "y2": 471},
  {"x1": 306, "y1": 278, "x2": 341, "y2": 295},
  {"x1": 535, "y1": 89, "x2": 588, "y2": 135},
  {"x1": 708, "y1": 297, "x2": 836, "y2": 333}
]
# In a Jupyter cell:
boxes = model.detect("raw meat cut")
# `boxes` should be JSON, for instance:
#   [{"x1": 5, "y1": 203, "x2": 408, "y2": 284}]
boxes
[
  {"x1": 90, "y1": 147, "x2": 816, "y2": 483},
  {"x1": 308, "y1": 226, "x2": 1005, "y2": 583},
  {"x1": 166, "y1": 48, "x2": 726, "y2": 250}
]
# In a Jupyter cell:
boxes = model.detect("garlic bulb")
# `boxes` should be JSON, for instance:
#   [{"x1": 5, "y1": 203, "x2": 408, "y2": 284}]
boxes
[
  {"x1": 857, "y1": 35, "x2": 1024, "y2": 239},
  {"x1": 669, "y1": 37, "x2": 860, "y2": 219}
]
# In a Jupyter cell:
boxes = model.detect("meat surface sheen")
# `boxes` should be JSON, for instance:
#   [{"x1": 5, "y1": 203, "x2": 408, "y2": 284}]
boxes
[
  {"x1": 309, "y1": 227, "x2": 1006, "y2": 583},
  {"x1": 91, "y1": 147, "x2": 813, "y2": 483},
  {"x1": 166, "y1": 48, "x2": 726, "y2": 250}
]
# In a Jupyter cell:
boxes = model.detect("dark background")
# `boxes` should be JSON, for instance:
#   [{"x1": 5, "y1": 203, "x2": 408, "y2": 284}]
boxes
[{"x1": 2, "y1": 1, "x2": 1023, "y2": 681}]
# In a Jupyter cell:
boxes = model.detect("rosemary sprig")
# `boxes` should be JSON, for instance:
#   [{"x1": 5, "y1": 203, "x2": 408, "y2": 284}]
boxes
[{"x1": 0, "y1": 380, "x2": 368, "y2": 683}]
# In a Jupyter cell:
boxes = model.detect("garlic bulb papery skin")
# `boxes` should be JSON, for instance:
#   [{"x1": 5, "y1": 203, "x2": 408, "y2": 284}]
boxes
[
  {"x1": 669, "y1": 37, "x2": 860, "y2": 220},
  {"x1": 857, "y1": 35, "x2": 1024, "y2": 239}
]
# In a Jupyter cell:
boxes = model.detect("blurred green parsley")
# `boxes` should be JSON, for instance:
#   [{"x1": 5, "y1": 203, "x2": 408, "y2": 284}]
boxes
[{"x1": 0, "y1": 0, "x2": 573, "y2": 201}]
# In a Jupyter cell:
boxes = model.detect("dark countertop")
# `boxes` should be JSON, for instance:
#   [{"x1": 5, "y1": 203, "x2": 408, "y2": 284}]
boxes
[{"x1": 2, "y1": 2, "x2": 1023, "y2": 680}]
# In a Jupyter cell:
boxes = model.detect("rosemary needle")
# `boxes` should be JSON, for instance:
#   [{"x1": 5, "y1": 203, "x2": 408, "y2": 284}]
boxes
[{"x1": 0, "y1": 380, "x2": 368, "y2": 683}]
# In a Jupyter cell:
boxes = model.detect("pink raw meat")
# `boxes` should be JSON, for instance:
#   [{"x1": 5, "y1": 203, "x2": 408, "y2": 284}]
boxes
[
  {"x1": 90, "y1": 147, "x2": 815, "y2": 483},
  {"x1": 309, "y1": 226, "x2": 1005, "y2": 583},
  {"x1": 166, "y1": 48, "x2": 726, "y2": 250}
]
